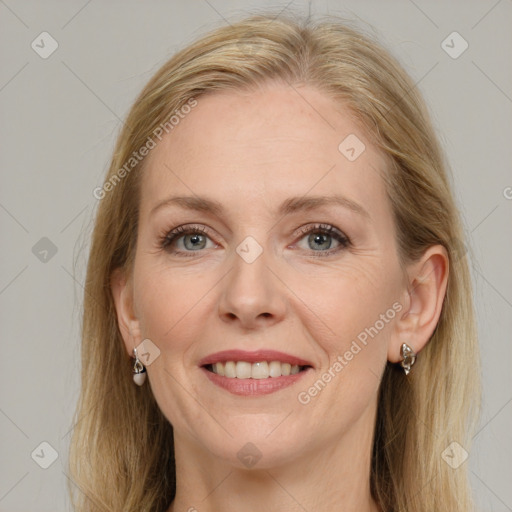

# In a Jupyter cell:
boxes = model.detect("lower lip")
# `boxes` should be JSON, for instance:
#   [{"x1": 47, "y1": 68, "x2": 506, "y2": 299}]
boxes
[{"x1": 201, "y1": 367, "x2": 311, "y2": 396}]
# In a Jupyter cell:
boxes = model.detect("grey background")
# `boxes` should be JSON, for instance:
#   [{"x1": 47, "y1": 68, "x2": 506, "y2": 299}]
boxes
[{"x1": 0, "y1": 0, "x2": 511, "y2": 510}]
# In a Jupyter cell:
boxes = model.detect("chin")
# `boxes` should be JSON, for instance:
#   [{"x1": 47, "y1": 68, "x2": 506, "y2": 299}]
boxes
[{"x1": 189, "y1": 412, "x2": 316, "y2": 470}]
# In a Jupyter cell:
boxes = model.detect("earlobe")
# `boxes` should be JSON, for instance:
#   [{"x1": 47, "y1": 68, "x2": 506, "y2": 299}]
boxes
[
  {"x1": 110, "y1": 268, "x2": 142, "y2": 357},
  {"x1": 388, "y1": 245, "x2": 449, "y2": 365}
]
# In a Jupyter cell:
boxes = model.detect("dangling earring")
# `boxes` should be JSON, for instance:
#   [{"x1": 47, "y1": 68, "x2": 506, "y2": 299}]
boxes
[
  {"x1": 132, "y1": 347, "x2": 147, "y2": 386},
  {"x1": 400, "y1": 343, "x2": 416, "y2": 375}
]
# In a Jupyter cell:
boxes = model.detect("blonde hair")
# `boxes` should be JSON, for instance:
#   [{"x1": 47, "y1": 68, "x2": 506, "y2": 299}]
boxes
[{"x1": 69, "y1": 13, "x2": 481, "y2": 511}]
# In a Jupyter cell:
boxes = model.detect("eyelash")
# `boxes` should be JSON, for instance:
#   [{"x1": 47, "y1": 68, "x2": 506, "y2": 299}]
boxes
[{"x1": 159, "y1": 223, "x2": 351, "y2": 258}]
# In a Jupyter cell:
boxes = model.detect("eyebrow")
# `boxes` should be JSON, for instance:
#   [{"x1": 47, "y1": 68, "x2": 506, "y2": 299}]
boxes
[{"x1": 150, "y1": 194, "x2": 371, "y2": 220}]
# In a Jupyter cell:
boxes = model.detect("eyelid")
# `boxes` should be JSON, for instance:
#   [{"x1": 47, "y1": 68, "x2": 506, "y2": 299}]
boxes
[
  {"x1": 161, "y1": 223, "x2": 217, "y2": 246},
  {"x1": 292, "y1": 222, "x2": 348, "y2": 240}
]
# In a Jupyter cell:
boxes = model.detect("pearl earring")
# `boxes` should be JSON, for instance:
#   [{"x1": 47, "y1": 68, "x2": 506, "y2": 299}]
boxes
[{"x1": 132, "y1": 347, "x2": 147, "y2": 386}]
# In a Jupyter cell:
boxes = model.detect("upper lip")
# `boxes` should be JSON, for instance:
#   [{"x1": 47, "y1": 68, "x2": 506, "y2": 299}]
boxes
[{"x1": 199, "y1": 349, "x2": 313, "y2": 367}]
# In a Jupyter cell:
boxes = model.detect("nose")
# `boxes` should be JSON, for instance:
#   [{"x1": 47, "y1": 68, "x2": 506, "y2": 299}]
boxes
[{"x1": 217, "y1": 244, "x2": 287, "y2": 330}]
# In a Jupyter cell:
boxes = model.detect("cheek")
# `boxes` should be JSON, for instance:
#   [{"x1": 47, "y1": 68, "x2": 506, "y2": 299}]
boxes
[
  {"x1": 293, "y1": 264, "x2": 399, "y2": 425},
  {"x1": 132, "y1": 262, "x2": 218, "y2": 430},
  {"x1": 133, "y1": 262, "x2": 216, "y2": 356},
  {"x1": 299, "y1": 267, "x2": 400, "y2": 424},
  {"x1": 292, "y1": 257, "x2": 398, "y2": 349}
]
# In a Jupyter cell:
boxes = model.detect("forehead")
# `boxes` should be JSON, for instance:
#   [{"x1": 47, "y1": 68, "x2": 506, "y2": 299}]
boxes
[{"x1": 139, "y1": 82, "x2": 391, "y2": 222}]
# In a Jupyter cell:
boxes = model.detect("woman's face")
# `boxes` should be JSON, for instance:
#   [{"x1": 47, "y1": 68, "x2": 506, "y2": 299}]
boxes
[{"x1": 116, "y1": 82, "x2": 410, "y2": 469}]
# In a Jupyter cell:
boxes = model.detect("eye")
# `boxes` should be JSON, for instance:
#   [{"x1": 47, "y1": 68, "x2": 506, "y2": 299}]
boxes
[
  {"x1": 294, "y1": 223, "x2": 350, "y2": 256},
  {"x1": 159, "y1": 223, "x2": 351, "y2": 257},
  {"x1": 160, "y1": 225, "x2": 217, "y2": 256}
]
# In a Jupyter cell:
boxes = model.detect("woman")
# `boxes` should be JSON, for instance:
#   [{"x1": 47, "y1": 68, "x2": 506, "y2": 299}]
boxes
[{"x1": 69, "y1": 13, "x2": 480, "y2": 512}]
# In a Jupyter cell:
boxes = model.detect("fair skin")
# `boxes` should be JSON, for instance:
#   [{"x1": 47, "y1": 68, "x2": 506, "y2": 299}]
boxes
[{"x1": 111, "y1": 81, "x2": 448, "y2": 512}]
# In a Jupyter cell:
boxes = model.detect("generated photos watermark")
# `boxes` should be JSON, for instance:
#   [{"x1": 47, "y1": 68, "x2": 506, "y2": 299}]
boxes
[
  {"x1": 93, "y1": 97, "x2": 198, "y2": 200},
  {"x1": 297, "y1": 301, "x2": 403, "y2": 405}
]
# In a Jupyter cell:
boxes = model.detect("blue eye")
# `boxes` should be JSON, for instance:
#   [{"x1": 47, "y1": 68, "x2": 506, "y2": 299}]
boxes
[
  {"x1": 294, "y1": 224, "x2": 350, "y2": 256},
  {"x1": 160, "y1": 223, "x2": 350, "y2": 257},
  {"x1": 178, "y1": 233, "x2": 208, "y2": 250},
  {"x1": 161, "y1": 225, "x2": 215, "y2": 254}
]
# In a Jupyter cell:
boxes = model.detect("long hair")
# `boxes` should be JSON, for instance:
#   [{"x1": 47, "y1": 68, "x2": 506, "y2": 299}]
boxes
[{"x1": 69, "y1": 13, "x2": 480, "y2": 511}]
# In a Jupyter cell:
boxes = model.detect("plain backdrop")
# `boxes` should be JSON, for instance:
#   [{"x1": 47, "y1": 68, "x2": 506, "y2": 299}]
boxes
[{"x1": 0, "y1": 1, "x2": 511, "y2": 510}]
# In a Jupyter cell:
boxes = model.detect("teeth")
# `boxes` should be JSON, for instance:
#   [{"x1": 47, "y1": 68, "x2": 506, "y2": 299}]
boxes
[
  {"x1": 235, "y1": 361, "x2": 252, "y2": 379},
  {"x1": 213, "y1": 362, "x2": 225, "y2": 376},
  {"x1": 252, "y1": 361, "x2": 269, "y2": 379},
  {"x1": 209, "y1": 361, "x2": 307, "y2": 378},
  {"x1": 224, "y1": 361, "x2": 236, "y2": 378},
  {"x1": 268, "y1": 361, "x2": 281, "y2": 378}
]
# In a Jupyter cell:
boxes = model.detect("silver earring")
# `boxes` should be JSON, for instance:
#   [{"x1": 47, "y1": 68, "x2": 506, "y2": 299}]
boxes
[
  {"x1": 132, "y1": 347, "x2": 147, "y2": 386},
  {"x1": 400, "y1": 343, "x2": 416, "y2": 376}
]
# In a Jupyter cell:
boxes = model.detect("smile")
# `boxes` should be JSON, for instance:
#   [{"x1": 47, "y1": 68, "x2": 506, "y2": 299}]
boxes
[
  {"x1": 199, "y1": 350, "x2": 313, "y2": 396},
  {"x1": 205, "y1": 361, "x2": 308, "y2": 379}
]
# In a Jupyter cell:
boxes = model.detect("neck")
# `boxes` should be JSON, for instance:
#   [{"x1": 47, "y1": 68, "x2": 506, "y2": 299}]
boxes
[{"x1": 167, "y1": 403, "x2": 380, "y2": 512}]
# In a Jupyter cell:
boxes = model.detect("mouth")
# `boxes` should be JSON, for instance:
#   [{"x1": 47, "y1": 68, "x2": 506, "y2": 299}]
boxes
[{"x1": 199, "y1": 350, "x2": 313, "y2": 396}]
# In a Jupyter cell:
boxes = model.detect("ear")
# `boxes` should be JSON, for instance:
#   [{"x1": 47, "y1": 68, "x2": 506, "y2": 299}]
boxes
[
  {"x1": 111, "y1": 267, "x2": 143, "y2": 358},
  {"x1": 388, "y1": 244, "x2": 449, "y2": 363}
]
